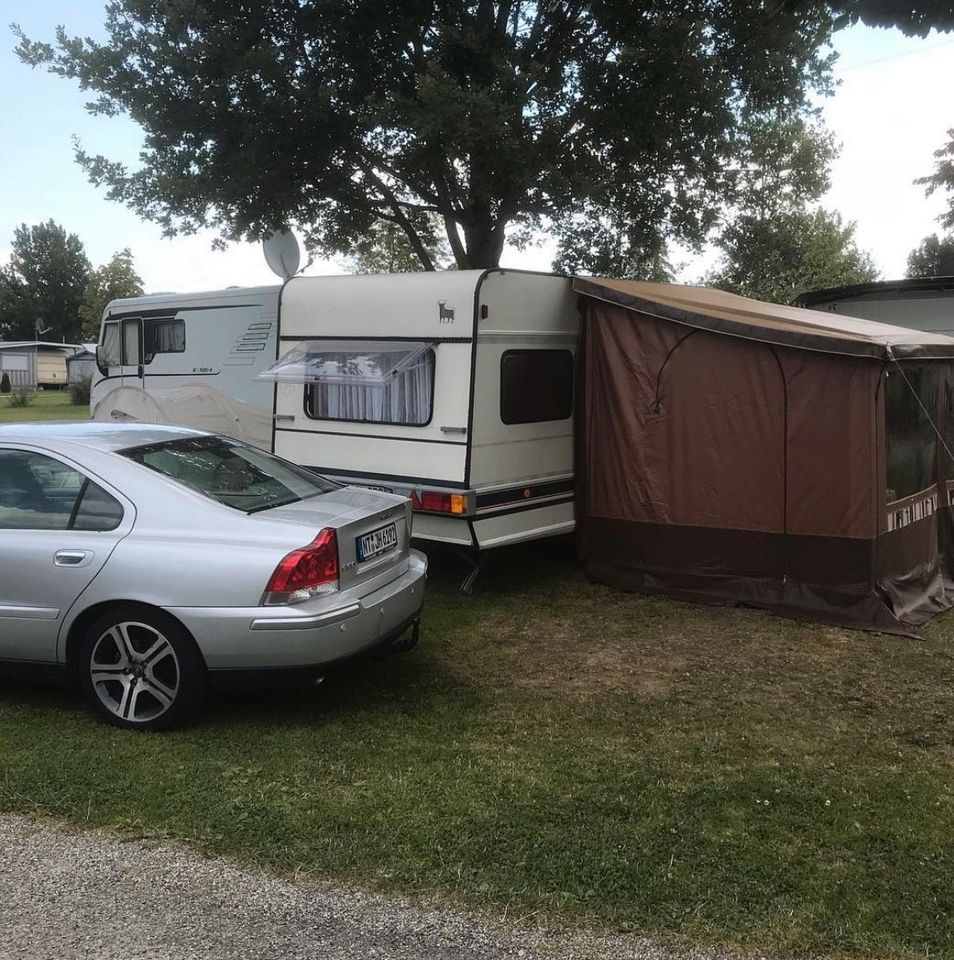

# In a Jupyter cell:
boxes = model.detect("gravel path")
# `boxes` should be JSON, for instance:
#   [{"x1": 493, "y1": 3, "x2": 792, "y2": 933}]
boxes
[{"x1": 0, "y1": 814, "x2": 749, "y2": 960}]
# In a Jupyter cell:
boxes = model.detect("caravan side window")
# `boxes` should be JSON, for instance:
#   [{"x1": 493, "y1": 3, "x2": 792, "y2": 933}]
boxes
[
  {"x1": 301, "y1": 344, "x2": 436, "y2": 426},
  {"x1": 143, "y1": 318, "x2": 185, "y2": 362},
  {"x1": 500, "y1": 350, "x2": 574, "y2": 425}
]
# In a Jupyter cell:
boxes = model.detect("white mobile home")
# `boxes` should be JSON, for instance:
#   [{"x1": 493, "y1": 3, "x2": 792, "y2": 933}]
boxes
[
  {"x1": 264, "y1": 270, "x2": 578, "y2": 555},
  {"x1": 90, "y1": 285, "x2": 281, "y2": 412}
]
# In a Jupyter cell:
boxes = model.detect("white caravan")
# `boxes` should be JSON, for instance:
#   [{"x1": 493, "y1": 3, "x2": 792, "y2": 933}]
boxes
[
  {"x1": 265, "y1": 270, "x2": 578, "y2": 568},
  {"x1": 91, "y1": 285, "x2": 281, "y2": 413},
  {"x1": 92, "y1": 270, "x2": 579, "y2": 571}
]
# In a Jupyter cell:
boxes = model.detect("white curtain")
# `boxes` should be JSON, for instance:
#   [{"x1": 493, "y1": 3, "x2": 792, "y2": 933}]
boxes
[{"x1": 311, "y1": 351, "x2": 434, "y2": 425}]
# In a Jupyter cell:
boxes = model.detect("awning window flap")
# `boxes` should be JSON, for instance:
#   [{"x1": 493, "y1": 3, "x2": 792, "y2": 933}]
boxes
[{"x1": 258, "y1": 340, "x2": 435, "y2": 386}]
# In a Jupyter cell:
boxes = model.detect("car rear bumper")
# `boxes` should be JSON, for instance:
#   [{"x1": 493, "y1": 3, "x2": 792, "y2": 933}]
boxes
[{"x1": 165, "y1": 550, "x2": 427, "y2": 673}]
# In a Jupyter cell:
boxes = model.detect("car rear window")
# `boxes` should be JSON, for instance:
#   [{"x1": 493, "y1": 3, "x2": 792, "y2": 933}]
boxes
[{"x1": 121, "y1": 436, "x2": 339, "y2": 513}]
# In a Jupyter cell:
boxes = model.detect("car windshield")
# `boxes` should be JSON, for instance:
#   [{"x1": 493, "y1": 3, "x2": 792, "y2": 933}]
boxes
[{"x1": 121, "y1": 436, "x2": 339, "y2": 513}]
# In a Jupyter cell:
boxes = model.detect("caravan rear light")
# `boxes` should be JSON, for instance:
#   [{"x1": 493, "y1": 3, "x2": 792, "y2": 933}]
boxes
[
  {"x1": 263, "y1": 528, "x2": 339, "y2": 605},
  {"x1": 411, "y1": 491, "x2": 468, "y2": 515}
]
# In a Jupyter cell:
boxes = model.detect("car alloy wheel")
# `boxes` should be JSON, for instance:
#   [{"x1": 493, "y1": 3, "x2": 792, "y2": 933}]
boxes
[
  {"x1": 89, "y1": 621, "x2": 181, "y2": 724},
  {"x1": 80, "y1": 605, "x2": 207, "y2": 731}
]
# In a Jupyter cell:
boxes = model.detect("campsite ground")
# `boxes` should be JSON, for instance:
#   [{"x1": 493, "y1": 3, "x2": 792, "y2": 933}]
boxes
[
  {"x1": 1, "y1": 538, "x2": 954, "y2": 958},
  {"x1": 1, "y1": 403, "x2": 953, "y2": 958},
  {"x1": 0, "y1": 390, "x2": 88, "y2": 424}
]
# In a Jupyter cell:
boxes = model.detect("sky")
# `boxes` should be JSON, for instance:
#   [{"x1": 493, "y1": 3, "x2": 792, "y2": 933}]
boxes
[{"x1": 1, "y1": 3, "x2": 953, "y2": 293}]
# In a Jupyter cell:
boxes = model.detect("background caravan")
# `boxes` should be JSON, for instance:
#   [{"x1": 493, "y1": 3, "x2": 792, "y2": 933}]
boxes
[
  {"x1": 797, "y1": 277, "x2": 954, "y2": 336},
  {"x1": 91, "y1": 284, "x2": 282, "y2": 436},
  {"x1": 263, "y1": 270, "x2": 579, "y2": 579}
]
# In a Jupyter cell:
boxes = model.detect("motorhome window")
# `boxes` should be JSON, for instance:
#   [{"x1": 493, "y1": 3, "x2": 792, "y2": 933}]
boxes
[
  {"x1": 100, "y1": 322, "x2": 121, "y2": 366},
  {"x1": 143, "y1": 318, "x2": 185, "y2": 362},
  {"x1": 297, "y1": 345, "x2": 436, "y2": 426},
  {"x1": 884, "y1": 363, "x2": 938, "y2": 502},
  {"x1": 500, "y1": 350, "x2": 573, "y2": 425}
]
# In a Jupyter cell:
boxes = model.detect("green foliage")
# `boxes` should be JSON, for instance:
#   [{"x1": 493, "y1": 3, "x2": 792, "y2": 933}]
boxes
[
  {"x1": 707, "y1": 208, "x2": 879, "y2": 304},
  {"x1": 829, "y1": 1, "x2": 954, "y2": 35},
  {"x1": 552, "y1": 204, "x2": 675, "y2": 280},
  {"x1": 14, "y1": 3, "x2": 856, "y2": 271},
  {"x1": 8, "y1": 387, "x2": 34, "y2": 408},
  {"x1": 0, "y1": 390, "x2": 88, "y2": 424},
  {"x1": 78, "y1": 249, "x2": 144, "y2": 338},
  {"x1": 0, "y1": 220, "x2": 90, "y2": 342},
  {"x1": 0, "y1": 373, "x2": 9, "y2": 395},
  {"x1": 69, "y1": 375, "x2": 92, "y2": 407},
  {"x1": 906, "y1": 233, "x2": 954, "y2": 278},
  {"x1": 346, "y1": 218, "x2": 451, "y2": 274}
]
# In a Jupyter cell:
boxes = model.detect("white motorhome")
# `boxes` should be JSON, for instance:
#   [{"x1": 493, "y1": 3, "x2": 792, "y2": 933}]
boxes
[
  {"x1": 93, "y1": 271, "x2": 579, "y2": 570},
  {"x1": 797, "y1": 277, "x2": 954, "y2": 335},
  {"x1": 91, "y1": 285, "x2": 281, "y2": 411}
]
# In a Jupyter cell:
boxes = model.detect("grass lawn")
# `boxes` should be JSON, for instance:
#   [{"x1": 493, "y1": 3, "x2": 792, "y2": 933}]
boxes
[
  {"x1": 1, "y1": 539, "x2": 954, "y2": 958},
  {"x1": 0, "y1": 390, "x2": 89, "y2": 424}
]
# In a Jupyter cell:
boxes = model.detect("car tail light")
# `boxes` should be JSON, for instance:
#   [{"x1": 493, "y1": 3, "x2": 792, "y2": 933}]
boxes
[
  {"x1": 410, "y1": 491, "x2": 468, "y2": 515},
  {"x1": 263, "y1": 528, "x2": 339, "y2": 605}
]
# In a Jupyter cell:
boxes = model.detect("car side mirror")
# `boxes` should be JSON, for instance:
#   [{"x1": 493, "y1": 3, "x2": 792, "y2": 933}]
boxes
[{"x1": 95, "y1": 343, "x2": 109, "y2": 377}]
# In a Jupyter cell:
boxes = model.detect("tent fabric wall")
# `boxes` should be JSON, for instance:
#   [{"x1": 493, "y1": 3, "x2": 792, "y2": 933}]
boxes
[{"x1": 573, "y1": 279, "x2": 954, "y2": 633}]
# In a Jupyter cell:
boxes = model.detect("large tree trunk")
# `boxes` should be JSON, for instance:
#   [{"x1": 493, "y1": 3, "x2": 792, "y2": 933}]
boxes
[{"x1": 457, "y1": 220, "x2": 506, "y2": 269}]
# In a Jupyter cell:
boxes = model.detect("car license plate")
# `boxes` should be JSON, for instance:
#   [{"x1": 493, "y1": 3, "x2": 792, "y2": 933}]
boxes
[{"x1": 357, "y1": 523, "x2": 398, "y2": 562}]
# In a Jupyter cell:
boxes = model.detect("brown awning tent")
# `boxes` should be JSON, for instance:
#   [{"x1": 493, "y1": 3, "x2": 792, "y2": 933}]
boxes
[{"x1": 573, "y1": 277, "x2": 954, "y2": 634}]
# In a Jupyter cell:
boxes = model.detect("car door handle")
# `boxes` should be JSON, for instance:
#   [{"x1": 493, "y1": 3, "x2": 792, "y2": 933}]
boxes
[{"x1": 54, "y1": 550, "x2": 92, "y2": 567}]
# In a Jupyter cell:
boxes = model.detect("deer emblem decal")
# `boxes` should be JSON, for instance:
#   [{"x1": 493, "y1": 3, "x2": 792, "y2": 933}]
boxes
[{"x1": 438, "y1": 300, "x2": 455, "y2": 324}]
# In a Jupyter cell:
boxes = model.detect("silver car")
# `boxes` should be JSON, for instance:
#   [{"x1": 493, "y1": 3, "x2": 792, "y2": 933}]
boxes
[{"x1": 0, "y1": 422, "x2": 427, "y2": 730}]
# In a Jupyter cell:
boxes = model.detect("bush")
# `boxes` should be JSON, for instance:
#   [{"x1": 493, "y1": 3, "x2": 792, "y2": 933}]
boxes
[
  {"x1": 70, "y1": 376, "x2": 92, "y2": 406},
  {"x1": 8, "y1": 388, "x2": 34, "y2": 408},
  {"x1": 0, "y1": 372, "x2": 10, "y2": 394}
]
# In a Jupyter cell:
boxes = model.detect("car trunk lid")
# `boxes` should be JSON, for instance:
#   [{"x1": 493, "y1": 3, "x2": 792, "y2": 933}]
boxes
[{"x1": 252, "y1": 486, "x2": 411, "y2": 591}]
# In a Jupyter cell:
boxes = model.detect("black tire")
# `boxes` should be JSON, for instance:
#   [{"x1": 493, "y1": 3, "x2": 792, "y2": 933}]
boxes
[{"x1": 78, "y1": 604, "x2": 208, "y2": 731}]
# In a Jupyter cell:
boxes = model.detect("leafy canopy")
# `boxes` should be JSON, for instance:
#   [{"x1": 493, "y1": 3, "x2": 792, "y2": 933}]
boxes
[
  {"x1": 15, "y1": 3, "x2": 952, "y2": 272},
  {"x1": 0, "y1": 220, "x2": 90, "y2": 342},
  {"x1": 14, "y1": 1, "x2": 845, "y2": 271},
  {"x1": 906, "y1": 233, "x2": 954, "y2": 278},
  {"x1": 707, "y1": 207, "x2": 878, "y2": 304},
  {"x1": 346, "y1": 216, "x2": 451, "y2": 274},
  {"x1": 78, "y1": 248, "x2": 144, "y2": 338}
]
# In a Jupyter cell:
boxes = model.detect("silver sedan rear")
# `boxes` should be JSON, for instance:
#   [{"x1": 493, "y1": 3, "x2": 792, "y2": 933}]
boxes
[{"x1": 0, "y1": 422, "x2": 427, "y2": 730}]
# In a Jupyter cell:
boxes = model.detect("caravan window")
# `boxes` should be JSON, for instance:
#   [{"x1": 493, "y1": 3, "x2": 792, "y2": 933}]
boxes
[
  {"x1": 100, "y1": 322, "x2": 121, "y2": 366},
  {"x1": 143, "y1": 318, "x2": 185, "y2": 361},
  {"x1": 291, "y1": 343, "x2": 435, "y2": 426},
  {"x1": 500, "y1": 350, "x2": 574, "y2": 425}
]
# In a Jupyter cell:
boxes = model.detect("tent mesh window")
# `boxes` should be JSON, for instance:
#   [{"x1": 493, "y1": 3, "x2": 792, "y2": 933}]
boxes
[{"x1": 885, "y1": 364, "x2": 938, "y2": 503}]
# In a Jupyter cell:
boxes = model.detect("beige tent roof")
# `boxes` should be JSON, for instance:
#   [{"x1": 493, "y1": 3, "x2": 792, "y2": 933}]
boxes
[{"x1": 573, "y1": 277, "x2": 954, "y2": 359}]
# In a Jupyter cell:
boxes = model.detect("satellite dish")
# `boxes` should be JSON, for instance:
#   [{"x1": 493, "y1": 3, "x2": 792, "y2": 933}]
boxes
[
  {"x1": 263, "y1": 227, "x2": 301, "y2": 280},
  {"x1": 35, "y1": 318, "x2": 52, "y2": 339}
]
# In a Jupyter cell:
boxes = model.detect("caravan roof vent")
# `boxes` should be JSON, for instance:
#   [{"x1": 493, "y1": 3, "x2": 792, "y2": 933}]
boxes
[{"x1": 258, "y1": 340, "x2": 435, "y2": 386}]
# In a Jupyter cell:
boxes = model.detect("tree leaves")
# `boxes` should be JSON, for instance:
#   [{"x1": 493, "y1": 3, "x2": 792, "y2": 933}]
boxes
[
  {"x1": 906, "y1": 233, "x2": 954, "y2": 278},
  {"x1": 0, "y1": 221, "x2": 91, "y2": 342},
  {"x1": 14, "y1": 3, "x2": 953, "y2": 269},
  {"x1": 78, "y1": 249, "x2": 144, "y2": 339}
]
